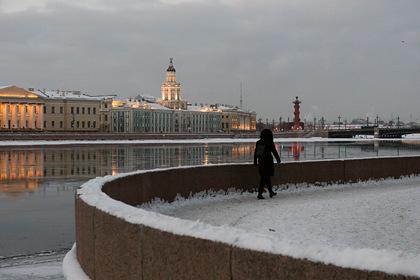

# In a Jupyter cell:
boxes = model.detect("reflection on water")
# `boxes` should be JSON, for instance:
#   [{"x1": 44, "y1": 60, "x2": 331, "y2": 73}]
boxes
[
  {"x1": 1, "y1": 140, "x2": 420, "y2": 257},
  {"x1": 0, "y1": 144, "x2": 256, "y2": 195},
  {"x1": 1, "y1": 141, "x2": 420, "y2": 194}
]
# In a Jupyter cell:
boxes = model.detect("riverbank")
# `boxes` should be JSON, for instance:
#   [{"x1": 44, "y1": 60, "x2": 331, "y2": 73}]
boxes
[{"x1": 0, "y1": 130, "x2": 327, "y2": 141}]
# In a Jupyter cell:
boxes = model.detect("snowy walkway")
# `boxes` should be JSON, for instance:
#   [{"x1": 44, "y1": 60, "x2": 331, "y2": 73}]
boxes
[
  {"x1": 0, "y1": 252, "x2": 64, "y2": 280},
  {"x1": 143, "y1": 176, "x2": 420, "y2": 255}
]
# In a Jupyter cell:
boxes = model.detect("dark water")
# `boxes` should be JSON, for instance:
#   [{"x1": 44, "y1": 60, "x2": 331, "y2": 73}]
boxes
[{"x1": 1, "y1": 140, "x2": 420, "y2": 257}]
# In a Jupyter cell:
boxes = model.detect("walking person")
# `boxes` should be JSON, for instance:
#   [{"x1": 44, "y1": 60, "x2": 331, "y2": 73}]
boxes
[{"x1": 254, "y1": 129, "x2": 281, "y2": 199}]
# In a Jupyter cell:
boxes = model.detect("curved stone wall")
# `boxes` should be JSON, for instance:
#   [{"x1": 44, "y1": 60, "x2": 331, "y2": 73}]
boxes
[{"x1": 74, "y1": 157, "x2": 420, "y2": 280}]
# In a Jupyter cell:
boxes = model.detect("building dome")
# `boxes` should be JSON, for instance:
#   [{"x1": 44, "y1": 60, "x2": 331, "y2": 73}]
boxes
[{"x1": 166, "y1": 58, "x2": 176, "y2": 72}]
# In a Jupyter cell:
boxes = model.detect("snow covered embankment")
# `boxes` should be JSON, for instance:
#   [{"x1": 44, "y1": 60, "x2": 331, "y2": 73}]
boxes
[{"x1": 68, "y1": 164, "x2": 420, "y2": 278}]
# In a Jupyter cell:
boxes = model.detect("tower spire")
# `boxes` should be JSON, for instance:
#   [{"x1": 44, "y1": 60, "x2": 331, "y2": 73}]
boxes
[
  {"x1": 240, "y1": 82, "x2": 243, "y2": 109},
  {"x1": 167, "y1": 58, "x2": 175, "y2": 72}
]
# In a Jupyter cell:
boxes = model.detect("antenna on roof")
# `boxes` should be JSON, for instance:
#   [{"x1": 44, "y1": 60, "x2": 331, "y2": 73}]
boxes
[{"x1": 240, "y1": 81, "x2": 243, "y2": 110}]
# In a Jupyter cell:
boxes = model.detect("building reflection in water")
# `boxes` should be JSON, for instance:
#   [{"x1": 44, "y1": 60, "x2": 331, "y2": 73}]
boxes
[
  {"x1": 279, "y1": 142, "x2": 304, "y2": 161},
  {"x1": 0, "y1": 150, "x2": 43, "y2": 195},
  {"x1": 1, "y1": 140, "x2": 418, "y2": 195},
  {"x1": 0, "y1": 144, "x2": 255, "y2": 195}
]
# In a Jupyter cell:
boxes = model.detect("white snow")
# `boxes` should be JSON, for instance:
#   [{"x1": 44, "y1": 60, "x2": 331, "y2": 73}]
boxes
[
  {"x1": 1, "y1": 136, "x2": 420, "y2": 147},
  {"x1": 142, "y1": 177, "x2": 420, "y2": 256},
  {"x1": 403, "y1": 133, "x2": 420, "y2": 139},
  {"x1": 73, "y1": 164, "x2": 420, "y2": 278},
  {"x1": 62, "y1": 244, "x2": 89, "y2": 280},
  {"x1": 0, "y1": 256, "x2": 64, "y2": 280},
  {"x1": 0, "y1": 262, "x2": 63, "y2": 280}
]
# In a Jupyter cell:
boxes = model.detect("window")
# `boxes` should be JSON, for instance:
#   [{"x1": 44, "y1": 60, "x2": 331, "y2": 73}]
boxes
[
  {"x1": 60, "y1": 107, "x2": 63, "y2": 114},
  {"x1": 60, "y1": 121, "x2": 63, "y2": 128},
  {"x1": 77, "y1": 121, "x2": 80, "y2": 128},
  {"x1": 104, "y1": 104, "x2": 108, "y2": 109},
  {"x1": 44, "y1": 121, "x2": 46, "y2": 127},
  {"x1": 88, "y1": 121, "x2": 91, "y2": 128},
  {"x1": 88, "y1": 107, "x2": 91, "y2": 115},
  {"x1": 82, "y1": 121, "x2": 85, "y2": 128},
  {"x1": 93, "y1": 121, "x2": 96, "y2": 128},
  {"x1": 93, "y1": 108, "x2": 96, "y2": 115},
  {"x1": 76, "y1": 107, "x2": 80, "y2": 114},
  {"x1": 82, "y1": 107, "x2": 85, "y2": 114},
  {"x1": 51, "y1": 106, "x2": 55, "y2": 114},
  {"x1": 105, "y1": 115, "x2": 108, "y2": 121},
  {"x1": 51, "y1": 121, "x2": 55, "y2": 127},
  {"x1": 71, "y1": 107, "x2": 74, "y2": 114},
  {"x1": 43, "y1": 106, "x2": 46, "y2": 114}
]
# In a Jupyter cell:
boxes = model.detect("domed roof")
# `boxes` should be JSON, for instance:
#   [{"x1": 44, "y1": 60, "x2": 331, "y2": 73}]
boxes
[{"x1": 166, "y1": 58, "x2": 176, "y2": 72}]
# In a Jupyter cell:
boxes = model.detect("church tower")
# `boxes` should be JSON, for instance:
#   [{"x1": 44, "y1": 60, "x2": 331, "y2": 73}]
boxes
[{"x1": 159, "y1": 58, "x2": 187, "y2": 109}]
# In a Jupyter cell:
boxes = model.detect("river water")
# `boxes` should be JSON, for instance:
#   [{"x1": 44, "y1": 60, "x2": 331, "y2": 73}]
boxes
[{"x1": 1, "y1": 140, "x2": 420, "y2": 258}]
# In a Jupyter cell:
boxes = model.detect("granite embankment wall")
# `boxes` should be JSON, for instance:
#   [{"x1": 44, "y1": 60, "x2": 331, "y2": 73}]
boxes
[{"x1": 75, "y1": 157, "x2": 420, "y2": 280}]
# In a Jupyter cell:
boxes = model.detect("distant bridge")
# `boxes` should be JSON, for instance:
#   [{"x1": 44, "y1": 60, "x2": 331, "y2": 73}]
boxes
[{"x1": 327, "y1": 127, "x2": 420, "y2": 138}]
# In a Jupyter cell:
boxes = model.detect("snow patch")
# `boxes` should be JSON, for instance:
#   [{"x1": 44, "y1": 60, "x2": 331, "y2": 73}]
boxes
[{"x1": 63, "y1": 244, "x2": 90, "y2": 280}]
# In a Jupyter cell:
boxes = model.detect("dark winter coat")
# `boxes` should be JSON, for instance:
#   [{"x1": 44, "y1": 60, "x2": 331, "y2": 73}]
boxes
[{"x1": 254, "y1": 139, "x2": 281, "y2": 177}]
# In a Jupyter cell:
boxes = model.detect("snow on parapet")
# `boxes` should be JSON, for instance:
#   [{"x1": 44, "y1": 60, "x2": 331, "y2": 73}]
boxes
[
  {"x1": 77, "y1": 164, "x2": 420, "y2": 277},
  {"x1": 63, "y1": 244, "x2": 90, "y2": 280}
]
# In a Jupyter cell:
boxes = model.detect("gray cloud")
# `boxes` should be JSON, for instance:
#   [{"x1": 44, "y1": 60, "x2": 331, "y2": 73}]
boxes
[{"x1": 1, "y1": 0, "x2": 419, "y2": 122}]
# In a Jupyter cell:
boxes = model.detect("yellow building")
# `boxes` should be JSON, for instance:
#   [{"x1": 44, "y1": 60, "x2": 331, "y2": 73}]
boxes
[
  {"x1": 0, "y1": 85, "x2": 111, "y2": 132},
  {"x1": 219, "y1": 105, "x2": 256, "y2": 133},
  {"x1": 0, "y1": 86, "x2": 45, "y2": 130}
]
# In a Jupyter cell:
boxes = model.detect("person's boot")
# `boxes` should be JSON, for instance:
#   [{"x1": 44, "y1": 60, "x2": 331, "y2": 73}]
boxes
[
  {"x1": 268, "y1": 186, "x2": 277, "y2": 198},
  {"x1": 257, "y1": 193, "x2": 265, "y2": 199}
]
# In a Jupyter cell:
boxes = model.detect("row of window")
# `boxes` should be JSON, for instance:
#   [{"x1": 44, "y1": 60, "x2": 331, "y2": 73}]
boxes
[
  {"x1": 43, "y1": 120, "x2": 97, "y2": 129},
  {"x1": 44, "y1": 106, "x2": 97, "y2": 115},
  {"x1": 43, "y1": 166, "x2": 97, "y2": 177}
]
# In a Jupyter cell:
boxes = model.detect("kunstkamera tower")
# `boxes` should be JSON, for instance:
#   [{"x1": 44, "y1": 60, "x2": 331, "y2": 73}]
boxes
[{"x1": 159, "y1": 58, "x2": 187, "y2": 110}]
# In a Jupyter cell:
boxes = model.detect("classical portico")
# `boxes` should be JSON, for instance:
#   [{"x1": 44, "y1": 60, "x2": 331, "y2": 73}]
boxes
[{"x1": 0, "y1": 86, "x2": 45, "y2": 130}]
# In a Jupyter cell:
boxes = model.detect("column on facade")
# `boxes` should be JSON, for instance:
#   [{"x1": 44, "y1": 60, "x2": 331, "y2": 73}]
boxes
[
  {"x1": 10, "y1": 103, "x2": 18, "y2": 129},
  {"x1": 8, "y1": 104, "x2": 14, "y2": 128},
  {"x1": 36, "y1": 104, "x2": 44, "y2": 129},
  {"x1": 28, "y1": 104, "x2": 36, "y2": 129},
  {"x1": 0, "y1": 103, "x2": 4, "y2": 128},
  {"x1": 20, "y1": 104, "x2": 27, "y2": 129},
  {"x1": 4, "y1": 103, "x2": 10, "y2": 129}
]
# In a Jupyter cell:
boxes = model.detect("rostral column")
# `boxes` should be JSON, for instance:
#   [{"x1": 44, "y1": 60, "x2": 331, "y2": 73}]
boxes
[{"x1": 292, "y1": 96, "x2": 302, "y2": 130}]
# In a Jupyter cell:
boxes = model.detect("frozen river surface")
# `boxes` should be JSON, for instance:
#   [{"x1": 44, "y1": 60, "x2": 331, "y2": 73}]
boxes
[{"x1": 144, "y1": 176, "x2": 420, "y2": 255}]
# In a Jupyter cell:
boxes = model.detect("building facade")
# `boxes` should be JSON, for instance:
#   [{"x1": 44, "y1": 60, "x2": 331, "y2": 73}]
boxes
[
  {"x1": 219, "y1": 106, "x2": 257, "y2": 133},
  {"x1": 0, "y1": 85, "x2": 110, "y2": 132},
  {"x1": 1, "y1": 59, "x2": 256, "y2": 134},
  {"x1": 0, "y1": 86, "x2": 45, "y2": 130}
]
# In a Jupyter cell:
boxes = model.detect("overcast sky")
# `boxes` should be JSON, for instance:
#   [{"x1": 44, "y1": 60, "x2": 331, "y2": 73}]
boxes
[{"x1": 1, "y1": 0, "x2": 419, "y2": 122}]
